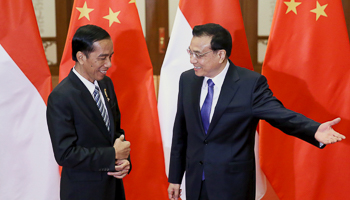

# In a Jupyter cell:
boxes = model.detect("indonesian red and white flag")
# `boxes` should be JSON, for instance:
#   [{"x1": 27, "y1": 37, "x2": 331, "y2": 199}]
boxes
[
  {"x1": 261, "y1": 0, "x2": 350, "y2": 199},
  {"x1": 59, "y1": 0, "x2": 168, "y2": 199},
  {"x1": 0, "y1": 1, "x2": 60, "y2": 199},
  {"x1": 158, "y1": 0, "x2": 266, "y2": 199}
]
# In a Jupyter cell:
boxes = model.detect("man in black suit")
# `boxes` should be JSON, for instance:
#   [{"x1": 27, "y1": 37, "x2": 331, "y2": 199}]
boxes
[
  {"x1": 47, "y1": 25, "x2": 131, "y2": 200},
  {"x1": 167, "y1": 23, "x2": 345, "y2": 200}
]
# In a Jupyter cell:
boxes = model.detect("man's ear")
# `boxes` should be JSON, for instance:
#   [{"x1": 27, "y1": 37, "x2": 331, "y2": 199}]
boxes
[
  {"x1": 218, "y1": 50, "x2": 227, "y2": 63},
  {"x1": 76, "y1": 51, "x2": 85, "y2": 64}
]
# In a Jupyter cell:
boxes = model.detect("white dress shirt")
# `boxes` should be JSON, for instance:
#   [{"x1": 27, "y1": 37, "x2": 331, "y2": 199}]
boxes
[
  {"x1": 72, "y1": 67, "x2": 109, "y2": 114},
  {"x1": 200, "y1": 61, "x2": 230, "y2": 122}
]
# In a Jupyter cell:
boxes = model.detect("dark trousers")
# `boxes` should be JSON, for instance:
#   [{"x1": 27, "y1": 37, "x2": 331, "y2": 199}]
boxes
[{"x1": 199, "y1": 180, "x2": 209, "y2": 200}]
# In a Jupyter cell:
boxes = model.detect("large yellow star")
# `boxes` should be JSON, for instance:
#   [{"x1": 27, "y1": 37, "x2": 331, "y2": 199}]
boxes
[
  {"x1": 76, "y1": 1, "x2": 94, "y2": 20},
  {"x1": 310, "y1": 1, "x2": 328, "y2": 21},
  {"x1": 129, "y1": 0, "x2": 136, "y2": 3},
  {"x1": 103, "y1": 8, "x2": 121, "y2": 27},
  {"x1": 284, "y1": 0, "x2": 302, "y2": 14}
]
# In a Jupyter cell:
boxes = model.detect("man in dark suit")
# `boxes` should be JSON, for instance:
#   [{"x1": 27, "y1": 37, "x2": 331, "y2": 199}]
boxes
[
  {"x1": 47, "y1": 25, "x2": 131, "y2": 200},
  {"x1": 167, "y1": 23, "x2": 346, "y2": 200}
]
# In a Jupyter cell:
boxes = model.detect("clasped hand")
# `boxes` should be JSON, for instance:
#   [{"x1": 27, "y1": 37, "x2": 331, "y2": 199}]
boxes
[
  {"x1": 113, "y1": 134, "x2": 131, "y2": 159},
  {"x1": 107, "y1": 159, "x2": 130, "y2": 179}
]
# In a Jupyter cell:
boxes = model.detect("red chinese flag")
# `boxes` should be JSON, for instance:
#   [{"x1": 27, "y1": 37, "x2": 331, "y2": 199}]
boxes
[
  {"x1": 59, "y1": 0, "x2": 168, "y2": 199},
  {"x1": 261, "y1": 0, "x2": 350, "y2": 199}
]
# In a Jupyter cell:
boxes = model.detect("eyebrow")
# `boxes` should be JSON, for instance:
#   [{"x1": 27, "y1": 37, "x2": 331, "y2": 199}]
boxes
[
  {"x1": 188, "y1": 47, "x2": 201, "y2": 53},
  {"x1": 98, "y1": 52, "x2": 114, "y2": 57}
]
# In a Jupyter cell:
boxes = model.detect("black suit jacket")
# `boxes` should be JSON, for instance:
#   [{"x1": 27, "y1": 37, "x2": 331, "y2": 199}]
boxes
[
  {"x1": 47, "y1": 70, "x2": 128, "y2": 200},
  {"x1": 168, "y1": 61, "x2": 321, "y2": 200}
]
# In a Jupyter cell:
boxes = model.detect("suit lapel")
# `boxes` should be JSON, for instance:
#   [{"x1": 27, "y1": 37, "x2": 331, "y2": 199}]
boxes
[
  {"x1": 207, "y1": 62, "x2": 240, "y2": 136},
  {"x1": 68, "y1": 70, "x2": 112, "y2": 142},
  {"x1": 189, "y1": 74, "x2": 206, "y2": 135}
]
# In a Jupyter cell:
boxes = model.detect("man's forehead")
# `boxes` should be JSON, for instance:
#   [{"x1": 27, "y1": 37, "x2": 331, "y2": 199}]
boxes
[
  {"x1": 190, "y1": 36, "x2": 212, "y2": 51},
  {"x1": 90, "y1": 39, "x2": 113, "y2": 54}
]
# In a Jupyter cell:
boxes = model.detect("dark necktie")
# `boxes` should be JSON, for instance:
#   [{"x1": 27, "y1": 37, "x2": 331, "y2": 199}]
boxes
[
  {"x1": 93, "y1": 86, "x2": 110, "y2": 131},
  {"x1": 201, "y1": 79, "x2": 215, "y2": 134},
  {"x1": 201, "y1": 79, "x2": 214, "y2": 180}
]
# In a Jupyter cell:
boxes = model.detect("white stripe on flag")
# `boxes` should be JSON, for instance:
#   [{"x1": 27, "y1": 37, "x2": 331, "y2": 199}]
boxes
[
  {"x1": 158, "y1": 7, "x2": 193, "y2": 200},
  {"x1": 255, "y1": 132, "x2": 267, "y2": 200},
  {"x1": 0, "y1": 45, "x2": 60, "y2": 200}
]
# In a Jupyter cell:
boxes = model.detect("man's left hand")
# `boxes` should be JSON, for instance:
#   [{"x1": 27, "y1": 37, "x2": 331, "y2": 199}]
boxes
[
  {"x1": 315, "y1": 117, "x2": 346, "y2": 144},
  {"x1": 107, "y1": 159, "x2": 130, "y2": 179}
]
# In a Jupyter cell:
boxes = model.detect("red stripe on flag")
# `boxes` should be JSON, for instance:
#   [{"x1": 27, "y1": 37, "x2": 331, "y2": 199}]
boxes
[
  {"x1": 0, "y1": 1, "x2": 52, "y2": 104},
  {"x1": 179, "y1": 0, "x2": 253, "y2": 70}
]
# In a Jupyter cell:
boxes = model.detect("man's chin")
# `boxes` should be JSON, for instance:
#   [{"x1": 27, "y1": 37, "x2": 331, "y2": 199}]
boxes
[
  {"x1": 194, "y1": 70, "x2": 204, "y2": 77},
  {"x1": 96, "y1": 74, "x2": 106, "y2": 81}
]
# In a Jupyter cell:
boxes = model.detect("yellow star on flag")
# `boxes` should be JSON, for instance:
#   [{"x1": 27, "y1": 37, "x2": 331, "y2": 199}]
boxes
[
  {"x1": 76, "y1": 1, "x2": 94, "y2": 20},
  {"x1": 284, "y1": 0, "x2": 302, "y2": 14},
  {"x1": 103, "y1": 8, "x2": 121, "y2": 27},
  {"x1": 129, "y1": 0, "x2": 136, "y2": 3},
  {"x1": 310, "y1": 1, "x2": 328, "y2": 21}
]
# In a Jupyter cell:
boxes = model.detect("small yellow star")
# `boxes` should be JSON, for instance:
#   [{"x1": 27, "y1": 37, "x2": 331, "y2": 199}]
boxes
[
  {"x1": 310, "y1": 1, "x2": 328, "y2": 21},
  {"x1": 76, "y1": 1, "x2": 94, "y2": 20},
  {"x1": 129, "y1": 0, "x2": 136, "y2": 3},
  {"x1": 103, "y1": 8, "x2": 121, "y2": 27},
  {"x1": 284, "y1": 0, "x2": 302, "y2": 14}
]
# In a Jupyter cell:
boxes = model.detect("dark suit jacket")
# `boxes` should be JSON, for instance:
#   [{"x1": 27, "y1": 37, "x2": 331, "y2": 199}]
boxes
[
  {"x1": 168, "y1": 61, "x2": 322, "y2": 200},
  {"x1": 47, "y1": 70, "x2": 128, "y2": 200}
]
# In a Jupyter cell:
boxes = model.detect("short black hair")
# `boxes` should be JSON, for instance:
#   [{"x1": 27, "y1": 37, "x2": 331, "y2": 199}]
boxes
[
  {"x1": 72, "y1": 24, "x2": 111, "y2": 62},
  {"x1": 192, "y1": 23, "x2": 232, "y2": 57}
]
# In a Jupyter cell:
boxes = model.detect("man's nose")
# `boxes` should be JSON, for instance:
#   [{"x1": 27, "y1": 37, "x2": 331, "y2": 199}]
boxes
[
  {"x1": 190, "y1": 55, "x2": 197, "y2": 64},
  {"x1": 105, "y1": 58, "x2": 112, "y2": 68}
]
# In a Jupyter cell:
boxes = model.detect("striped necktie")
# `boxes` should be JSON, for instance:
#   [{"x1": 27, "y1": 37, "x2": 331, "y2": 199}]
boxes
[{"x1": 93, "y1": 86, "x2": 110, "y2": 131}]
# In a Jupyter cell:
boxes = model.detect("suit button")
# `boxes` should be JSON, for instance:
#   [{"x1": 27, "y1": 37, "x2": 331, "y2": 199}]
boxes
[
  {"x1": 199, "y1": 161, "x2": 203, "y2": 165},
  {"x1": 204, "y1": 140, "x2": 208, "y2": 145}
]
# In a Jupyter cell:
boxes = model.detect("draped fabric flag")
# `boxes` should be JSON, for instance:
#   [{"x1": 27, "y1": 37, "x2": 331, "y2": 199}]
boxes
[
  {"x1": 59, "y1": 0, "x2": 168, "y2": 199},
  {"x1": 158, "y1": 0, "x2": 266, "y2": 199},
  {"x1": 0, "y1": 1, "x2": 60, "y2": 199},
  {"x1": 261, "y1": 0, "x2": 350, "y2": 199}
]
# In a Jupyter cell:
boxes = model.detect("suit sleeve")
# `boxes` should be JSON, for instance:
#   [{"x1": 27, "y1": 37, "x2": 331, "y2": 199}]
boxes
[
  {"x1": 46, "y1": 90, "x2": 116, "y2": 172},
  {"x1": 251, "y1": 75, "x2": 322, "y2": 148},
  {"x1": 168, "y1": 74, "x2": 188, "y2": 184}
]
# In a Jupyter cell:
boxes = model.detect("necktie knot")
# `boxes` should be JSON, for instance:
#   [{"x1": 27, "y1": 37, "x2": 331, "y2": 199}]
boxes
[
  {"x1": 94, "y1": 86, "x2": 100, "y2": 95},
  {"x1": 207, "y1": 79, "x2": 214, "y2": 87}
]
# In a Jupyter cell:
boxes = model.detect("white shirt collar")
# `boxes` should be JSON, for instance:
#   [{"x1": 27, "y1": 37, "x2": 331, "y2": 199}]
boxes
[
  {"x1": 203, "y1": 60, "x2": 230, "y2": 88},
  {"x1": 72, "y1": 66, "x2": 99, "y2": 95}
]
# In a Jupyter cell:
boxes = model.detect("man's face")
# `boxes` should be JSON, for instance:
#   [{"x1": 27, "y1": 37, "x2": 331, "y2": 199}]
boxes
[
  {"x1": 81, "y1": 38, "x2": 114, "y2": 83},
  {"x1": 189, "y1": 36, "x2": 224, "y2": 78}
]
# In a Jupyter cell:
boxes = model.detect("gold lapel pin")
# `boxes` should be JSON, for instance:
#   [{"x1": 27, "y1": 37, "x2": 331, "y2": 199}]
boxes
[{"x1": 104, "y1": 88, "x2": 110, "y2": 102}]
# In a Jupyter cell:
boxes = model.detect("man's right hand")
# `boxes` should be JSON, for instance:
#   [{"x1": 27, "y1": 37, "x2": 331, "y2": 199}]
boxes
[
  {"x1": 113, "y1": 135, "x2": 130, "y2": 159},
  {"x1": 168, "y1": 183, "x2": 181, "y2": 200}
]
